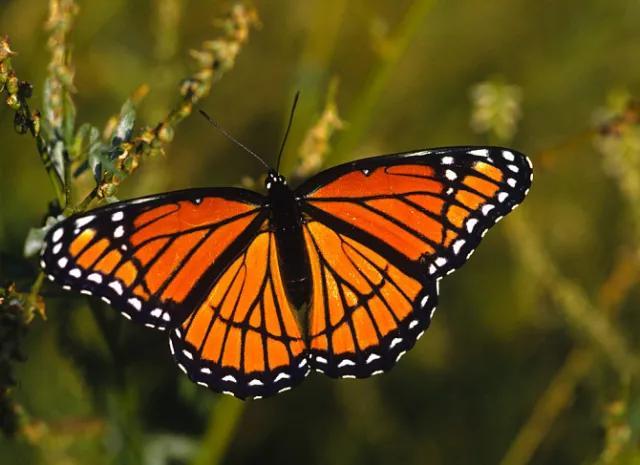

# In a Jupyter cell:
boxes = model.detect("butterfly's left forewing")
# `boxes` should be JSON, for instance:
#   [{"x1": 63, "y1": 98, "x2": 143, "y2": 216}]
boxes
[
  {"x1": 41, "y1": 188, "x2": 266, "y2": 329},
  {"x1": 297, "y1": 146, "x2": 532, "y2": 377}
]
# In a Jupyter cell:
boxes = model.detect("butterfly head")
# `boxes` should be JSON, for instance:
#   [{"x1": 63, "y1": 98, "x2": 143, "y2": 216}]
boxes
[{"x1": 265, "y1": 170, "x2": 287, "y2": 191}]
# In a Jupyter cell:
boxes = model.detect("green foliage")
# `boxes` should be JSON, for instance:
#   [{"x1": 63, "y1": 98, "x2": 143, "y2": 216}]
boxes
[{"x1": 1, "y1": 1, "x2": 640, "y2": 465}]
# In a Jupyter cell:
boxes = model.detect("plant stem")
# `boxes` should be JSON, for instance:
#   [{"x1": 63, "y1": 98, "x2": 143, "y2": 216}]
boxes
[
  {"x1": 191, "y1": 397, "x2": 245, "y2": 465},
  {"x1": 330, "y1": 0, "x2": 437, "y2": 164}
]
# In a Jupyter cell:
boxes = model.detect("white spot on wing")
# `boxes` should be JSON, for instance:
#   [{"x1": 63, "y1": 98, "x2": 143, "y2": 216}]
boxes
[
  {"x1": 482, "y1": 204, "x2": 495, "y2": 215},
  {"x1": 75, "y1": 215, "x2": 95, "y2": 228},
  {"x1": 407, "y1": 150, "x2": 431, "y2": 157},
  {"x1": 452, "y1": 239, "x2": 466, "y2": 255},
  {"x1": 114, "y1": 225, "x2": 125, "y2": 238},
  {"x1": 87, "y1": 273, "x2": 102, "y2": 284},
  {"x1": 498, "y1": 192, "x2": 509, "y2": 202},
  {"x1": 128, "y1": 297, "x2": 142, "y2": 311},
  {"x1": 274, "y1": 372, "x2": 291, "y2": 382},
  {"x1": 109, "y1": 280, "x2": 123, "y2": 295},
  {"x1": 502, "y1": 150, "x2": 515, "y2": 161},
  {"x1": 366, "y1": 353, "x2": 381, "y2": 364},
  {"x1": 507, "y1": 178, "x2": 517, "y2": 188},
  {"x1": 469, "y1": 149, "x2": 489, "y2": 157},
  {"x1": 69, "y1": 268, "x2": 82, "y2": 278},
  {"x1": 445, "y1": 169, "x2": 457, "y2": 181},
  {"x1": 248, "y1": 379, "x2": 264, "y2": 386},
  {"x1": 52, "y1": 228, "x2": 63, "y2": 243},
  {"x1": 57, "y1": 257, "x2": 68, "y2": 268},
  {"x1": 338, "y1": 359, "x2": 355, "y2": 368},
  {"x1": 390, "y1": 337, "x2": 402, "y2": 348},
  {"x1": 52, "y1": 243, "x2": 62, "y2": 255},
  {"x1": 466, "y1": 218, "x2": 479, "y2": 233},
  {"x1": 182, "y1": 349, "x2": 194, "y2": 360},
  {"x1": 201, "y1": 367, "x2": 212, "y2": 374},
  {"x1": 111, "y1": 211, "x2": 124, "y2": 222},
  {"x1": 442, "y1": 156, "x2": 454, "y2": 165},
  {"x1": 222, "y1": 375, "x2": 237, "y2": 383},
  {"x1": 435, "y1": 257, "x2": 447, "y2": 267}
]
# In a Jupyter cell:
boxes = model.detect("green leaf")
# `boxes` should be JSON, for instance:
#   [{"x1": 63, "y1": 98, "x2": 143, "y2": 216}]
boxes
[
  {"x1": 23, "y1": 227, "x2": 47, "y2": 258},
  {"x1": 42, "y1": 77, "x2": 54, "y2": 133},
  {"x1": 50, "y1": 139, "x2": 66, "y2": 186},
  {"x1": 112, "y1": 99, "x2": 136, "y2": 146},
  {"x1": 62, "y1": 91, "x2": 76, "y2": 146},
  {"x1": 23, "y1": 216, "x2": 63, "y2": 258},
  {"x1": 86, "y1": 125, "x2": 104, "y2": 183}
]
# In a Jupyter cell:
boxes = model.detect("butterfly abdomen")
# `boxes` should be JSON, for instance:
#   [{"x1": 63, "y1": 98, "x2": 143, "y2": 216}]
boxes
[{"x1": 266, "y1": 175, "x2": 311, "y2": 311}]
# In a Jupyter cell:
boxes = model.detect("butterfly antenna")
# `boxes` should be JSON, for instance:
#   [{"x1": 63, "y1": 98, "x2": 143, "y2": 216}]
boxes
[
  {"x1": 198, "y1": 109, "x2": 272, "y2": 171},
  {"x1": 275, "y1": 91, "x2": 300, "y2": 173}
]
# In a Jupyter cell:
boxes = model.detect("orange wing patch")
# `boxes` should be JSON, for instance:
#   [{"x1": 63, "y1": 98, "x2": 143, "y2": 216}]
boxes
[
  {"x1": 303, "y1": 220, "x2": 435, "y2": 378},
  {"x1": 169, "y1": 230, "x2": 309, "y2": 400}
]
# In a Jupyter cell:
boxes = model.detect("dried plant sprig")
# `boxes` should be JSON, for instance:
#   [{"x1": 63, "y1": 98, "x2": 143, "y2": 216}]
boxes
[
  {"x1": 594, "y1": 94, "x2": 640, "y2": 255},
  {"x1": 83, "y1": 3, "x2": 260, "y2": 205},
  {"x1": 44, "y1": 0, "x2": 78, "y2": 132},
  {"x1": 470, "y1": 79, "x2": 523, "y2": 143},
  {"x1": 0, "y1": 37, "x2": 62, "y2": 205},
  {"x1": 295, "y1": 78, "x2": 344, "y2": 178}
]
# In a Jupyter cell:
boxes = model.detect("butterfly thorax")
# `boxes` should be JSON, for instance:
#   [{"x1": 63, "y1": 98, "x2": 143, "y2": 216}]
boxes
[{"x1": 265, "y1": 171, "x2": 310, "y2": 311}]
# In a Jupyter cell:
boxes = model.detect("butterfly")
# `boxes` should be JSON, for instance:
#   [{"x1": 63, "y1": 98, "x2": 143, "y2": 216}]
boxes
[{"x1": 40, "y1": 145, "x2": 532, "y2": 399}]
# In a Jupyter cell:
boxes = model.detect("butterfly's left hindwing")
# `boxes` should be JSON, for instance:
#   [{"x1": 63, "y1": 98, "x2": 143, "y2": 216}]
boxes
[
  {"x1": 41, "y1": 188, "x2": 266, "y2": 330},
  {"x1": 170, "y1": 228, "x2": 309, "y2": 399}
]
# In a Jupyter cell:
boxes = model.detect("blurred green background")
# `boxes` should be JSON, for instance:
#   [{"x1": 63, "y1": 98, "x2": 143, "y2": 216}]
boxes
[{"x1": 1, "y1": 1, "x2": 640, "y2": 464}]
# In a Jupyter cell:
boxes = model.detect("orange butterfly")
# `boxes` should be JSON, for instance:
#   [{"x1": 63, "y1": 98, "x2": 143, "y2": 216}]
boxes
[{"x1": 40, "y1": 146, "x2": 532, "y2": 399}]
